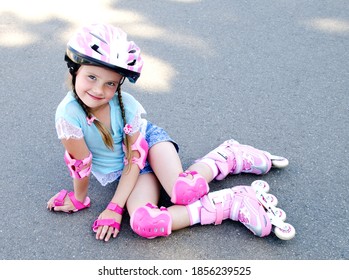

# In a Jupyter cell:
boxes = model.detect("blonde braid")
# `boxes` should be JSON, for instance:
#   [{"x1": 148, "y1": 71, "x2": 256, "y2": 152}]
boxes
[{"x1": 117, "y1": 88, "x2": 132, "y2": 173}]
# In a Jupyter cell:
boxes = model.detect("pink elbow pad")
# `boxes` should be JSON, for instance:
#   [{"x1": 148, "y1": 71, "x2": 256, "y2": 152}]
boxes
[
  {"x1": 64, "y1": 151, "x2": 92, "y2": 179},
  {"x1": 123, "y1": 134, "x2": 149, "y2": 170}
]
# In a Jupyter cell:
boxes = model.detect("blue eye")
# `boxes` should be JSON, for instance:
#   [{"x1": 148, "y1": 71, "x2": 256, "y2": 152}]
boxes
[{"x1": 88, "y1": 75, "x2": 96, "y2": 80}]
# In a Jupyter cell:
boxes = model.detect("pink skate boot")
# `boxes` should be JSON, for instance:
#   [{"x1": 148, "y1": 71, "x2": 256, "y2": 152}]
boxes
[
  {"x1": 130, "y1": 203, "x2": 172, "y2": 239},
  {"x1": 199, "y1": 186, "x2": 272, "y2": 237},
  {"x1": 199, "y1": 139, "x2": 288, "y2": 180},
  {"x1": 171, "y1": 171, "x2": 209, "y2": 205}
]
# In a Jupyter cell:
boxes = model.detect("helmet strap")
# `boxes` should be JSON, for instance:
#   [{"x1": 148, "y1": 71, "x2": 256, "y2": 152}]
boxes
[{"x1": 64, "y1": 54, "x2": 80, "y2": 75}]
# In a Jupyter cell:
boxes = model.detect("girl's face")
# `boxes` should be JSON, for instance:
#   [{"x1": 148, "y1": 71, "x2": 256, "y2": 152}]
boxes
[{"x1": 74, "y1": 65, "x2": 123, "y2": 112}]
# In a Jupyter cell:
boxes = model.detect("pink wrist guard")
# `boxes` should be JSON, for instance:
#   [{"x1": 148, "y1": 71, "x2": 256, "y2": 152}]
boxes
[{"x1": 107, "y1": 202, "x2": 124, "y2": 215}]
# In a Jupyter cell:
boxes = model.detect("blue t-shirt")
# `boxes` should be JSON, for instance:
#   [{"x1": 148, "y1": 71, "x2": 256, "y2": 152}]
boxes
[{"x1": 55, "y1": 91, "x2": 145, "y2": 174}]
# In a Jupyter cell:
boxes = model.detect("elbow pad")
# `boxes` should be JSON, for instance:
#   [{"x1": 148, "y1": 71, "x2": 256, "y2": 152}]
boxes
[
  {"x1": 123, "y1": 134, "x2": 149, "y2": 170},
  {"x1": 64, "y1": 151, "x2": 92, "y2": 179}
]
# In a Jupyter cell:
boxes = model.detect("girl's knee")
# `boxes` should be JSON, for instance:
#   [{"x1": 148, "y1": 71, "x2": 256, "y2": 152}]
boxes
[{"x1": 130, "y1": 203, "x2": 172, "y2": 239}]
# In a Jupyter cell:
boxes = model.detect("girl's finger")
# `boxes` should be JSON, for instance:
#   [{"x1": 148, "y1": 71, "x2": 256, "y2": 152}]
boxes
[
  {"x1": 104, "y1": 227, "x2": 115, "y2": 242},
  {"x1": 52, "y1": 205, "x2": 73, "y2": 213},
  {"x1": 99, "y1": 225, "x2": 109, "y2": 240},
  {"x1": 113, "y1": 229, "x2": 119, "y2": 238}
]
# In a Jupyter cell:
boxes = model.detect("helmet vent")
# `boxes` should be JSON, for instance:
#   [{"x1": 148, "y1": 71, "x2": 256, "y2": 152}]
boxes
[
  {"x1": 89, "y1": 32, "x2": 107, "y2": 44},
  {"x1": 128, "y1": 60, "x2": 136, "y2": 66},
  {"x1": 91, "y1": 44, "x2": 102, "y2": 55},
  {"x1": 127, "y1": 49, "x2": 136, "y2": 65}
]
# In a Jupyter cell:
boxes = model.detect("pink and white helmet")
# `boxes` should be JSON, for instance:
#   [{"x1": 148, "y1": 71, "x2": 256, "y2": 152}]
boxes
[{"x1": 66, "y1": 23, "x2": 143, "y2": 83}]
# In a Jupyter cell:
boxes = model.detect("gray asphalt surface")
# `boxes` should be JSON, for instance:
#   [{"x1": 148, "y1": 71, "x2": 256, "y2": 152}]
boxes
[{"x1": 0, "y1": 0, "x2": 348, "y2": 262}]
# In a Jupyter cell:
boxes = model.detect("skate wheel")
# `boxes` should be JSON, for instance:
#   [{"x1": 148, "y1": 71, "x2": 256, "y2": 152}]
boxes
[
  {"x1": 265, "y1": 193, "x2": 278, "y2": 207},
  {"x1": 274, "y1": 223, "x2": 295, "y2": 240},
  {"x1": 274, "y1": 208, "x2": 286, "y2": 221},
  {"x1": 251, "y1": 180, "x2": 270, "y2": 192},
  {"x1": 271, "y1": 156, "x2": 289, "y2": 169}
]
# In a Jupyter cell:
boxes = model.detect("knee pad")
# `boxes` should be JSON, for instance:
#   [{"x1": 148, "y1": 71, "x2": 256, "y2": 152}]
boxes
[
  {"x1": 123, "y1": 133, "x2": 149, "y2": 170},
  {"x1": 130, "y1": 203, "x2": 172, "y2": 239},
  {"x1": 171, "y1": 171, "x2": 209, "y2": 205},
  {"x1": 64, "y1": 151, "x2": 92, "y2": 179}
]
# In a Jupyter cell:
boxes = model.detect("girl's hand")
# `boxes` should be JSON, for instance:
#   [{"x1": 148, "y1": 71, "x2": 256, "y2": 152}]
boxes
[
  {"x1": 47, "y1": 192, "x2": 75, "y2": 213},
  {"x1": 95, "y1": 209, "x2": 123, "y2": 242}
]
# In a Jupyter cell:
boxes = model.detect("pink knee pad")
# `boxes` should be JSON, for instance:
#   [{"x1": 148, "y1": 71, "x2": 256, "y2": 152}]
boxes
[
  {"x1": 130, "y1": 203, "x2": 172, "y2": 239},
  {"x1": 171, "y1": 171, "x2": 209, "y2": 205}
]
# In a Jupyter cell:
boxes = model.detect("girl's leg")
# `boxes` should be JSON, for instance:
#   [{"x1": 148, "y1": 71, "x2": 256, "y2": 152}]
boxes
[
  {"x1": 187, "y1": 161, "x2": 216, "y2": 183},
  {"x1": 167, "y1": 205, "x2": 191, "y2": 230},
  {"x1": 146, "y1": 141, "x2": 184, "y2": 196},
  {"x1": 126, "y1": 172, "x2": 161, "y2": 215}
]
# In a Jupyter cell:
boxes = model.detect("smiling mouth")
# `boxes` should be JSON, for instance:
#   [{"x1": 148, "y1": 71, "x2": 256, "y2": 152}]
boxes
[{"x1": 87, "y1": 92, "x2": 104, "y2": 100}]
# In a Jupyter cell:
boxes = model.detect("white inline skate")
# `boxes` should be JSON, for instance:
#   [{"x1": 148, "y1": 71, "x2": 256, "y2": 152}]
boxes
[{"x1": 250, "y1": 180, "x2": 296, "y2": 240}]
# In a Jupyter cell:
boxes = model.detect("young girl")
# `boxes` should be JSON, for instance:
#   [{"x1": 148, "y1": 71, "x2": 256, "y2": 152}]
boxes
[{"x1": 47, "y1": 23, "x2": 292, "y2": 242}]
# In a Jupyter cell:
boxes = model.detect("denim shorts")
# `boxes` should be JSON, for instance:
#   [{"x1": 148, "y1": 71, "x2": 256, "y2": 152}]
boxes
[{"x1": 140, "y1": 121, "x2": 179, "y2": 175}]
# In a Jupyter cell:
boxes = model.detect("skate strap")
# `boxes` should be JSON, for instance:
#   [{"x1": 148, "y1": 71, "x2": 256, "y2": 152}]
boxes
[
  {"x1": 204, "y1": 190, "x2": 233, "y2": 225},
  {"x1": 231, "y1": 147, "x2": 243, "y2": 174},
  {"x1": 230, "y1": 194, "x2": 244, "y2": 221},
  {"x1": 212, "y1": 196, "x2": 224, "y2": 225}
]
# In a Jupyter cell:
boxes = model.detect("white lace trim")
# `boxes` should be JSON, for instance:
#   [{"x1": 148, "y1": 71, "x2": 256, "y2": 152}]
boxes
[
  {"x1": 92, "y1": 170, "x2": 122, "y2": 186},
  {"x1": 128, "y1": 105, "x2": 146, "y2": 136},
  {"x1": 56, "y1": 118, "x2": 84, "y2": 140}
]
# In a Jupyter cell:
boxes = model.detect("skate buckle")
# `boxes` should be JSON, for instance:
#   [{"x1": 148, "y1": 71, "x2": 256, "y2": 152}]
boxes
[
  {"x1": 217, "y1": 151, "x2": 228, "y2": 160},
  {"x1": 212, "y1": 196, "x2": 224, "y2": 206},
  {"x1": 211, "y1": 196, "x2": 224, "y2": 225}
]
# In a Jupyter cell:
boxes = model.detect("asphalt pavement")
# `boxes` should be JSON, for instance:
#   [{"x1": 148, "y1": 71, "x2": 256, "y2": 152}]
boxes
[{"x1": 1, "y1": 0, "x2": 348, "y2": 266}]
